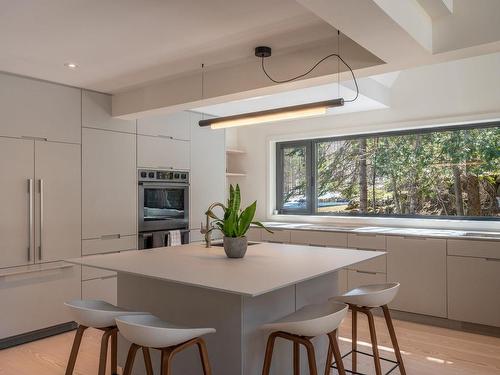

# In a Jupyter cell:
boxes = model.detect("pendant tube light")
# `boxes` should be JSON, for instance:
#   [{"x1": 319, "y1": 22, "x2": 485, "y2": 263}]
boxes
[{"x1": 199, "y1": 98, "x2": 344, "y2": 129}]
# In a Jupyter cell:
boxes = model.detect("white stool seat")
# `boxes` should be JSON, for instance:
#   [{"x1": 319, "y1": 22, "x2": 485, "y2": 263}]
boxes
[
  {"x1": 65, "y1": 300, "x2": 143, "y2": 328},
  {"x1": 261, "y1": 301, "x2": 348, "y2": 337},
  {"x1": 334, "y1": 282, "x2": 400, "y2": 308},
  {"x1": 116, "y1": 314, "x2": 216, "y2": 348}
]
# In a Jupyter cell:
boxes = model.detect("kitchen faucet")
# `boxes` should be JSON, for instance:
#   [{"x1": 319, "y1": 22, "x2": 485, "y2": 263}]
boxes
[{"x1": 200, "y1": 202, "x2": 225, "y2": 248}]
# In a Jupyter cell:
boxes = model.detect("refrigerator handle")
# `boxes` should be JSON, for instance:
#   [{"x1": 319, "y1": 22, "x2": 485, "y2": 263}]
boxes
[
  {"x1": 39, "y1": 179, "x2": 44, "y2": 261},
  {"x1": 28, "y1": 179, "x2": 33, "y2": 262}
]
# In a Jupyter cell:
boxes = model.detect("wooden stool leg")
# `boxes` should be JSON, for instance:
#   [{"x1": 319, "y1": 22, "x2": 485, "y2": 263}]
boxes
[
  {"x1": 262, "y1": 332, "x2": 278, "y2": 375},
  {"x1": 122, "y1": 344, "x2": 140, "y2": 375},
  {"x1": 162, "y1": 349, "x2": 174, "y2": 375},
  {"x1": 294, "y1": 341, "x2": 300, "y2": 375},
  {"x1": 65, "y1": 325, "x2": 87, "y2": 375},
  {"x1": 382, "y1": 305, "x2": 406, "y2": 375},
  {"x1": 196, "y1": 338, "x2": 212, "y2": 375},
  {"x1": 303, "y1": 339, "x2": 318, "y2": 375},
  {"x1": 328, "y1": 331, "x2": 346, "y2": 375},
  {"x1": 98, "y1": 328, "x2": 116, "y2": 375},
  {"x1": 111, "y1": 331, "x2": 118, "y2": 375},
  {"x1": 142, "y1": 347, "x2": 154, "y2": 375},
  {"x1": 351, "y1": 306, "x2": 357, "y2": 373},
  {"x1": 365, "y1": 310, "x2": 382, "y2": 375},
  {"x1": 324, "y1": 338, "x2": 333, "y2": 375}
]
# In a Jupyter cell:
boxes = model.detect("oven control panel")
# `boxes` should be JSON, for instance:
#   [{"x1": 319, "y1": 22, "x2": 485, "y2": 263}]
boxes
[{"x1": 138, "y1": 169, "x2": 189, "y2": 183}]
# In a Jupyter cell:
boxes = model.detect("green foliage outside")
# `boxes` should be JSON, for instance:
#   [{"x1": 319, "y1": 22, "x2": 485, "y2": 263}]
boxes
[{"x1": 282, "y1": 126, "x2": 500, "y2": 218}]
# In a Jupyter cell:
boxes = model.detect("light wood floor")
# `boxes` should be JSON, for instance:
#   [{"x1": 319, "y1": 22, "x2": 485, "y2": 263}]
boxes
[{"x1": 1, "y1": 314, "x2": 499, "y2": 375}]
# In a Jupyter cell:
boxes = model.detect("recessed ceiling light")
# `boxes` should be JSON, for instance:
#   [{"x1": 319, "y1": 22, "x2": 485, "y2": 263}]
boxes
[{"x1": 64, "y1": 62, "x2": 78, "y2": 69}]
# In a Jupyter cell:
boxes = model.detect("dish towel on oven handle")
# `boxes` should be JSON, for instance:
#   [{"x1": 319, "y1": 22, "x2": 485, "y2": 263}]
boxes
[{"x1": 168, "y1": 230, "x2": 182, "y2": 246}]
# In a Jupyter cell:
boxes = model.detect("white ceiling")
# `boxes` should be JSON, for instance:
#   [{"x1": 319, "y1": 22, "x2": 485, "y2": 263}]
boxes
[{"x1": 0, "y1": 0, "x2": 339, "y2": 92}]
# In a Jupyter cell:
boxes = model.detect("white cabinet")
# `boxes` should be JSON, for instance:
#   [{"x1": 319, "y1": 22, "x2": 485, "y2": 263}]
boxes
[
  {"x1": 0, "y1": 73, "x2": 81, "y2": 143},
  {"x1": 0, "y1": 263, "x2": 80, "y2": 339},
  {"x1": 347, "y1": 269, "x2": 386, "y2": 290},
  {"x1": 82, "y1": 235, "x2": 137, "y2": 256},
  {"x1": 0, "y1": 138, "x2": 81, "y2": 267},
  {"x1": 190, "y1": 112, "x2": 226, "y2": 234},
  {"x1": 137, "y1": 111, "x2": 191, "y2": 140},
  {"x1": 82, "y1": 128, "x2": 136, "y2": 240},
  {"x1": 35, "y1": 141, "x2": 81, "y2": 262},
  {"x1": 82, "y1": 90, "x2": 136, "y2": 133},
  {"x1": 387, "y1": 236, "x2": 447, "y2": 317},
  {"x1": 137, "y1": 135, "x2": 190, "y2": 171},
  {"x1": 0, "y1": 138, "x2": 35, "y2": 268},
  {"x1": 82, "y1": 276, "x2": 117, "y2": 305},
  {"x1": 348, "y1": 233, "x2": 386, "y2": 250},
  {"x1": 261, "y1": 229, "x2": 291, "y2": 243},
  {"x1": 290, "y1": 230, "x2": 348, "y2": 247},
  {"x1": 246, "y1": 228, "x2": 263, "y2": 242}
]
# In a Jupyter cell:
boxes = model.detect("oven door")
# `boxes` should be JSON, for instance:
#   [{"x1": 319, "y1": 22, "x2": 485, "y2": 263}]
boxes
[{"x1": 138, "y1": 182, "x2": 189, "y2": 232}]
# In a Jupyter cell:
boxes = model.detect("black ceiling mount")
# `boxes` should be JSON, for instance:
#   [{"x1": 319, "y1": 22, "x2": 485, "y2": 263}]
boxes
[{"x1": 255, "y1": 46, "x2": 272, "y2": 58}]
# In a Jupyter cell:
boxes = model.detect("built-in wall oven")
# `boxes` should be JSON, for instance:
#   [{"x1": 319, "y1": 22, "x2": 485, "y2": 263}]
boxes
[{"x1": 138, "y1": 169, "x2": 190, "y2": 249}]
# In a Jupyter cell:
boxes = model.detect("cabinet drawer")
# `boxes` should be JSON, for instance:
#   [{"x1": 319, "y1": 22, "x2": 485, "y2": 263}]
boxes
[
  {"x1": 387, "y1": 236, "x2": 447, "y2": 317},
  {"x1": 82, "y1": 277, "x2": 117, "y2": 305},
  {"x1": 290, "y1": 230, "x2": 348, "y2": 247},
  {"x1": 348, "y1": 233, "x2": 386, "y2": 250},
  {"x1": 261, "y1": 229, "x2": 291, "y2": 243},
  {"x1": 82, "y1": 235, "x2": 137, "y2": 256},
  {"x1": 447, "y1": 239, "x2": 500, "y2": 259},
  {"x1": 137, "y1": 111, "x2": 191, "y2": 140},
  {"x1": 448, "y1": 255, "x2": 500, "y2": 327},
  {"x1": 0, "y1": 263, "x2": 80, "y2": 339},
  {"x1": 348, "y1": 252, "x2": 386, "y2": 273},
  {"x1": 338, "y1": 269, "x2": 348, "y2": 295},
  {"x1": 347, "y1": 270, "x2": 386, "y2": 290},
  {"x1": 82, "y1": 91, "x2": 136, "y2": 133},
  {"x1": 246, "y1": 228, "x2": 262, "y2": 242},
  {"x1": 137, "y1": 135, "x2": 190, "y2": 170},
  {"x1": 82, "y1": 266, "x2": 117, "y2": 281}
]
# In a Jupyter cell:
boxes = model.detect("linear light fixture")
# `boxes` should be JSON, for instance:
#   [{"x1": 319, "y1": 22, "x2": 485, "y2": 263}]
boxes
[{"x1": 199, "y1": 98, "x2": 344, "y2": 129}]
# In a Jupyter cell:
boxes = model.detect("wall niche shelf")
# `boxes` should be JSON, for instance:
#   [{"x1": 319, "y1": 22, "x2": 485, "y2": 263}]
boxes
[
  {"x1": 226, "y1": 148, "x2": 246, "y2": 155},
  {"x1": 226, "y1": 172, "x2": 246, "y2": 177}
]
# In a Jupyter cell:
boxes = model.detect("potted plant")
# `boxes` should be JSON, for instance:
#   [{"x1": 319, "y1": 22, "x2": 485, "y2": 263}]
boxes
[{"x1": 206, "y1": 184, "x2": 271, "y2": 258}]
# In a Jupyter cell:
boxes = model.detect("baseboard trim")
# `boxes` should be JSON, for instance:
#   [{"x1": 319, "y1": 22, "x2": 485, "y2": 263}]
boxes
[
  {"x1": 0, "y1": 321, "x2": 77, "y2": 350},
  {"x1": 377, "y1": 309, "x2": 500, "y2": 338}
]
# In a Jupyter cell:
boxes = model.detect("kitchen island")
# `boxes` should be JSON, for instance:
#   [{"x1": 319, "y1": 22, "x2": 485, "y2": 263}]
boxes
[{"x1": 67, "y1": 242, "x2": 383, "y2": 375}]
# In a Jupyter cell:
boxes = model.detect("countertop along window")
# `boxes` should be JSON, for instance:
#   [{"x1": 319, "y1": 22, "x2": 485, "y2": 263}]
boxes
[{"x1": 275, "y1": 122, "x2": 500, "y2": 220}]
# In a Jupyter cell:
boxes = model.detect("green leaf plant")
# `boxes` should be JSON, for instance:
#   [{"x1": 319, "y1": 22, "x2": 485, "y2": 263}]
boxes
[{"x1": 205, "y1": 184, "x2": 273, "y2": 238}]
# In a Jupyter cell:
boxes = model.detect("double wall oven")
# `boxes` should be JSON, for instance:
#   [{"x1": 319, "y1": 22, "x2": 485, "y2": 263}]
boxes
[{"x1": 138, "y1": 169, "x2": 190, "y2": 249}]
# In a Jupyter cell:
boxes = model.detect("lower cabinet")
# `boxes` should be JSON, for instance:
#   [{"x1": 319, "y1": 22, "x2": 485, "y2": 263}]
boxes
[
  {"x1": 290, "y1": 230, "x2": 348, "y2": 247},
  {"x1": 448, "y1": 255, "x2": 500, "y2": 327},
  {"x1": 82, "y1": 276, "x2": 117, "y2": 306},
  {"x1": 387, "y1": 236, "x2": 447, "y2": 317},
  {"x1": 0, "y1": 263, "x2": 80, "y2": 339},
  {"x1": 261, "y1": 229, "x2": 291, "y2": 243},
  {"x1": 246, "y1": 228, "x2": 262, "y2": 242},
  {"x1": 347, "y1": 269, "x2": 386, "y2": 290}
]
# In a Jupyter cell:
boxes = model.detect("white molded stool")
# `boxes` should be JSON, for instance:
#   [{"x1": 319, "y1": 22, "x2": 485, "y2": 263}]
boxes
[
  {"x1": 261, "y1": 300, "x2": 348, "y2": 375},
  {"x1": 115, "y1": 314, "x2": 216, "y2": 375},
  {"x1": 64, "y1": 300, "x2": 143, "y2": 375},
  {"x1": 332, "y1": 283, "x2": 406, "y2": 375}
]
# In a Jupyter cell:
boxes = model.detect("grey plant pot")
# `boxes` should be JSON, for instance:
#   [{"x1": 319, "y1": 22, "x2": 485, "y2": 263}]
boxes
[{"x1": 223, "y1": 236, "x2": 248, "y2": 258}]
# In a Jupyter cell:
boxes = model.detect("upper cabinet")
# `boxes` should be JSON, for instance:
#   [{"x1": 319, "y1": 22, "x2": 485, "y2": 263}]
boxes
[
  {"x1": 137, "y1": 135, "x2": 190, "y2": 170},
  {"x1": 82, "y1": 90, "x2": 136, "y2": 133},
  {"x1": 82, "y1": 128, "x2": 137, "y2": 239},
  {"x1": 0, "y1": 73, "x2": 81, "y2": 143},
  {"x1": 137, "y1": 111, "x2": 191, "y2": 140}
]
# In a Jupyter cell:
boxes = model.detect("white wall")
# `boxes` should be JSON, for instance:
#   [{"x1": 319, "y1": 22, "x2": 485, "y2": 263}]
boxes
[{"x1": 232, "y1": 52, "x2": 500, "y2": 231}]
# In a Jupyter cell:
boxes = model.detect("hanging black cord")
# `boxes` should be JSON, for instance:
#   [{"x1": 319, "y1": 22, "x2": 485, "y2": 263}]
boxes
[{"x1": 260, "y1": 53, "x2": 359, "y2": 102}]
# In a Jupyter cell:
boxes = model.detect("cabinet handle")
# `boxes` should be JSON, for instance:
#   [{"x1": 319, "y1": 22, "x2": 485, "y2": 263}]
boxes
[
  {"x1": 157, "y1": 135, "x2": 174, "y2": 140},
  {"x1": 158, "y1": 166, "x2": 174, "y2": 170},
  {"x1": 485, "y1": 258, "x2": 500, "y2": 262},
  {"x1": 101, "y1": 234, "x2": 121, "y2": 240},
  {"x1": 21, "y1": 135, "x2": 48, "y2": 141},
  {"x1": 268, "y1": 240, "x2": 283, "y2": 244},
  {"x1": 354, "y1": 233, "x2": 377, "y2": 237},
  {"x1": 28, "y1": 179, "x2": 33, "y2": 262},
  {"x1": 39, "y1": 179, "x2": 44, "y2": 261},
  {"x1": 402, "y1": 236, "x2": 426, "y2": 240},
  {"x1": 355, "y1": 270, "x2": 377, "y2": 275}
]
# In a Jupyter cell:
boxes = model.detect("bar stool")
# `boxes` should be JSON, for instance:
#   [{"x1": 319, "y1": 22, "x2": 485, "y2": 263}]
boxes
[
  {"x1": 64, "y1": 300, "x2": 143, "y2": 375},
  {"x1": 261, "y1": 300, "x2": 348, "y2": 375},
  {"x1": 332, "y1": 283, "x2": 406, "y2": 375},
  {"x1": 115, "y1": 314, "x2": 216, "y2": 375}
]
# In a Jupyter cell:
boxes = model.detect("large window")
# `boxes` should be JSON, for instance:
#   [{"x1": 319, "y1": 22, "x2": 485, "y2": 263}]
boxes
[{"x1": 276, "y1": 123, "x2": 500, "y2": 219}]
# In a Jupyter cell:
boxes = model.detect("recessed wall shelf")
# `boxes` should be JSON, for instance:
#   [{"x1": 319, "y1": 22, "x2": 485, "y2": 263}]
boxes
[
  {"x1": 226, "y1": 172, "x2": 246, "y2": 177},
  {"x1": 226, "y1": 149, "x2": 246, "y2": 155}
]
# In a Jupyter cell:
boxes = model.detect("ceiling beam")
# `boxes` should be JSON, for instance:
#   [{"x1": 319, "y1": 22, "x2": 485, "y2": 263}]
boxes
[
  {"x1": 417, "y1": 0, "x2": 453, "y2": 19},
  {"x1": 112, "y1": 36, "x2": 383, "y2": 119}
]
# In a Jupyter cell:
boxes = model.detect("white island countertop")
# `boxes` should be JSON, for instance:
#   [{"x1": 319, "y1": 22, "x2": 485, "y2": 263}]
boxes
[{"x1": 66, "y1": 242, "x2": 383, "y2": 297}]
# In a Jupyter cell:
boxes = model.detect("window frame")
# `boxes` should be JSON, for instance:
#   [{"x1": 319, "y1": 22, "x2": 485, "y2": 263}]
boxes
[{"x1": 275, "y1": 121, "x2": 500, "y2": 221}]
